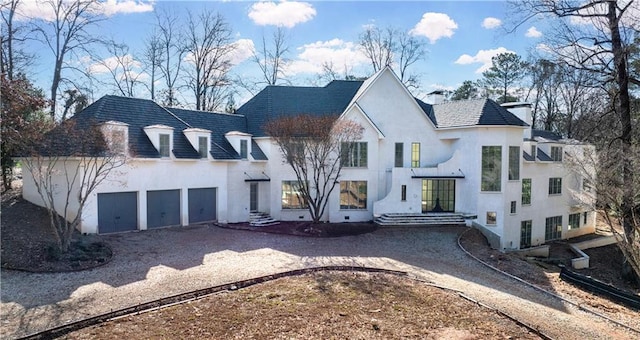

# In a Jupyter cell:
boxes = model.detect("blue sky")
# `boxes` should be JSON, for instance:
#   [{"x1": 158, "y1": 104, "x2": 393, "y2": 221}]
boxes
[{"x1": 16, "y1": 0, "x2": 547, "y2": 107}]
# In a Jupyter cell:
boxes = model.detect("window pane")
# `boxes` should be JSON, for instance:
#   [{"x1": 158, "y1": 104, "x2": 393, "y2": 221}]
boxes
[
  {"x1": 198, "y1": 136, "x2": 208, "y2": 158},
  {"x1": 510, "y1": 201, "x2": 517, "y2": 214},
  {"x1": 551, "y1": 146, "x2": 563, "y2": 162},
  {"x1": 568, "y1": 213, "x2": 581, "y2": 230},
  {"x1": 545, "y1": 216, "x2": 562, "y2": 241},
  {"x1": 548, "y1": 177, "x2": 562, "y2": 195},
  {"x1": 522, "y1": 178, "x2": 531, "y2": 205},
  {"x1": 486, "y1": 211, "x2": 497, "y2": 225},
  {"x1": 240, "y1": 140, "x2": 248, "y2": 159},
  {"x1": 395, "y1": 143, "x2": 403, "y2": 167},
  {"x1": 282, "y1": 181, "x2": 308, "y2": 209},
  {"x1": 340, "y1": 181, "x2": 367, "y2": 210},
  {"x1": 159, "y1": 134, "x2": 170, "y2": 157},
  {"x1": 341, "y1": 142, "x2": 367, "y2": 167},
  {"x1": 508, "y1": 146, "x2": 520, "y2": 180},
  {"x1": 411, "y1": 143, "x2": 420, "y2": 168},
  {"x1": 481, "y1": 146, "x2": 501, "y2": 191},
  {"x1": 520, "y1": 220, "x2": 532, "y2": 248}
]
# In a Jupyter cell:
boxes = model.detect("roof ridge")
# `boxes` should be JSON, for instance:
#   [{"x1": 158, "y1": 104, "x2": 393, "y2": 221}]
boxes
[
  {"x1": 169, "y1": 107, "x2": 246, "y2": 118},
  {"x1": 158, "y1": 105, "x2": 192, "y2": 129}
]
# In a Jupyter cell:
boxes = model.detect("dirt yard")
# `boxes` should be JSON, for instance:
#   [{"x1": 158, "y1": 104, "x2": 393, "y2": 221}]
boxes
[{"x1": 63, "y1": 271, "x2": 540, "y2": 339}]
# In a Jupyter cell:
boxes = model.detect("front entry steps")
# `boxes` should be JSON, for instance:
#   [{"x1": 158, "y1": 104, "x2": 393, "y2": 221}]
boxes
[
  {"x1": 249, "y1": 211, "x2": 280, "y2": 227},
  {"x1": 375, "y1": 213, "x2": 466, "y2": 227}
]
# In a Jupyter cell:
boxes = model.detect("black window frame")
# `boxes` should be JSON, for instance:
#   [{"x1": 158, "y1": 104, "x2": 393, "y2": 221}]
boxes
[{"x1": 548, "y1": 177, "x2": 562, "y2": 195}]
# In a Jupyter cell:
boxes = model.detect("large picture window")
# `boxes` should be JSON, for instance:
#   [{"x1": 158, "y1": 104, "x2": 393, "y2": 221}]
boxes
[
  {"x1": 508, "y1": 146, "x2": 520, "y2": 180},
  {"x1": 341, "y1": 142, "x2": 368, "y2": 167},
  {"x1": 548, "y1": 177, "x2": 562, "y2": 195},
  {"x1": 481, "y1": 146, "x2": 501, "y2": 191},
  {"x1": 545, "y1": 216, "x2": 562, "y2": 241},
  {"x1": 281, "y1": 181, "x2": 308, "y2": 209},
  {"x1": 522, "y1": 178, "x2": 531, "y2": 205},
  {"x1": 340, "y1": 181, "x2": 367, "y2": 210}
]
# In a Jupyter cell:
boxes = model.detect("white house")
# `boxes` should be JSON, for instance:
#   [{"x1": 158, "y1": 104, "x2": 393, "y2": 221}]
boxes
[{"x1": 21, "y1": 67, "x2": 596, "y2": 250}]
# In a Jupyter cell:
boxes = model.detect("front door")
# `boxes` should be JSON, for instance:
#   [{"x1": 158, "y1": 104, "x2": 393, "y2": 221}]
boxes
[
  {"x1": 250, "y1": 183, "x2": 258, "y2": 212},
  {"x1": 422, "y1": 179, "x2": 455, "y2": 213}
]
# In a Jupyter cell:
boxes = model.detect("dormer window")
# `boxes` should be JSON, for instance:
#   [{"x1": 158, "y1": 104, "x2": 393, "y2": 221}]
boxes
[
  {"x1": 159, "y1": 134, "x2": 171, "y2": 158},
  {"x1": 198, "y1": 136, "x2": 208, "y2": 158},
  {"x1": 550, "y1": 146, "x2": 563, "y2": 162},
  {"x1": 530, "y1": 145, "x2": 537, "y2": 160},
  {"x1": 240, "y1": 140, "x2": 248, "y2": 159}
]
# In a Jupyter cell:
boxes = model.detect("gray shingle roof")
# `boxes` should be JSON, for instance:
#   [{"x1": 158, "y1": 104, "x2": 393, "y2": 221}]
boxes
[
  {"x1": 167, "y1": 108, "x2": 249, "y2": 160},
  {"x1": 532, "y1": 129, "x2": 562, "y2": 141},
  {"x1": 415, "y1": 98, "x2": 528, "y2": 128},
  {"x1": 73, "y1": 95, "x2": 196, "y2": 158},
  {"x1": 72, "y1": 95, "x2": 265, "y2": 160},
  {"x1": 236, "y1": 80, "x2": 364, "y2": 137}
]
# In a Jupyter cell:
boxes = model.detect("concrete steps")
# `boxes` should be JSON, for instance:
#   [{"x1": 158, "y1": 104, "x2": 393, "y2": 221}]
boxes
[
  {"x1": 375, "y1": 213, "x2": 466, "y2": 226},
  {"x1": 249, "y1": 211, "x2": 280, "y2": 227}
]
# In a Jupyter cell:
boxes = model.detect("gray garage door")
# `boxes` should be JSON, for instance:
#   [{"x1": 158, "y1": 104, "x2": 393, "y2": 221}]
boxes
[
  {"x1": 147, "y1": 190, "x2": 181, "y2": 228},
  {"x1": 97, "y1": 192, "x2": 138, "y2": 234},
  {"x1": 188, "y1": 188, "x2": 217, "y2": 224}
]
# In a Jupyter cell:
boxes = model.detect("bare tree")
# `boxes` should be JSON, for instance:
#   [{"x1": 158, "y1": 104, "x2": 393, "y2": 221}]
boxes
[
  {"x1": 21, "y1": 120, "x2": 126, "y2": 252},
  {"x1": 1, "y1": 0, "x2": 34, "y2": 79},
  {"x1": 60, "y1": 88, "x2": 88, "y2": 121},
  {"x1": 183, "y1": 10, "x2": 234, "y2": 111},
  {"x1": 254, "y1": 27, "x2": 289, "y2": 85},
  {"x1": 264, "y1": 115, "x2": 364, "y2": 223},
  {"x1": 359, "y1": 25, "x2": 394, "y2": 72},
  {"x1": 154, "y1": 10, "x2": 184, "y2": 107},
  {"x1": 94, "y1": 40, "x2": 144, "y2": 97},
  {"x1": 359, "y1": 25, "x2": 425, "y2": 89},
  {"x1": 143, "y1": 30, "x2": 163, "y2": 101},
  {"x1": 511, "y1": 0, "x2": 640, "y2": 279},
  {"x1": 31, "y1": 0, "x2": 103, "y2": 119}
]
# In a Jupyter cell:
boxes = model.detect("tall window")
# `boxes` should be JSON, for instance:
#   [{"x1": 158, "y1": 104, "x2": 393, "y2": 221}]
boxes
[
  {"x1": 521, "y1": 178, "x2": 531, "y2": 205},
  {"x1": 548, "y1": 177, "x2": 562, "y2": 195},
  {"x1": 340, "y1": 181, "x2": 367, "y2": 210},
  {"x1": 508, "y1": 146, "x2": 520, "y2": 180},
  {"x1": 401, "y1": 185, "x2": 407, "y2": 201},
  {"x1": 281, "y1": 181, "x2": 308, "y2": 209},
  {"x1": 198, "y1": 136, "x2": 208, "y2": 158},
  {"x1": 568, "y1": 213, "x2": 581, "y2": 230},
  {"x1": 341, "y1": 142, "x2": 368, "y2": 167},
  {"x1": 545, "y1": 216, "x2": 562, "y2": 241},
  {"x1": 411, "y1": 143, "x2": 420, "y2": 168},
  {"x1": 240, "y1": 139, "x2": 248, "y2": 159},
  {"x1": 481, "y1": 146, "x2": 502, "y2": 191},
  {"x1": 510, "y1": 201, "x2": 517, "y2": 214},
  {"x1": 159, "y1": 134, "x2": 170, "y2": 158},
  {"x1": 583, "y1": 212, "x2": 588, "y2": 224},
  {"x1": 550, "y1": 146, "x2": 563, "y2": 162},
  {"x1": 520, "y1": 220, "x2": 532, "y2": 248},
  {"x1": 395, "y1": 143, "x2": 403, "y2": 167}
]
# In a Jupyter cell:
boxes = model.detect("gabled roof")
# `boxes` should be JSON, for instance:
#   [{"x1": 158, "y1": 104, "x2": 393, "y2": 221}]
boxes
[
  {"x1": 236, "y1": 80, "x2": 364, "y2": 137},
  {"x1": 73, "y1": 95, "x2": 197, "y2": 158},
  {"x1": 414, "y1": 97, "x2": 529, "y2": 128},
  {"x1": 167, "y1": 108, "x2": 249, "y2": 160}
]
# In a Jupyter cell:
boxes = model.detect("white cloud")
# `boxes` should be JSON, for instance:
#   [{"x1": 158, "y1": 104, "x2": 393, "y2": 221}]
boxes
[
  {"x1": 482, "y1": 17, "x2": 502, "y2": 29},
  {"x1": 525, "y1": 26, "x2": 542, "y2": 38},
  {"x1": 409, "y1": 12, "x2": 458, "y2": 44},
  {"x1": 454, "y1": 47, "x2": 514, "y2": 73},
  {"x1": 98, "y1": 0, "x2": 155, "y2": 17},
  {"x1": 286, "y1": 39, "x2": 369, "y2": 76},
  {"x1": 88, "y1": 54, "x2": 141, "y2": 75},
  {"x1": 14, "y1": 0, "x2": 154, "y2": 21},
  {"x1": 248, "y1": 1, "x2": 316, "y2": 28},
  {"x1": 228, "y1": 39, "x2": 255, "y2": 65}
]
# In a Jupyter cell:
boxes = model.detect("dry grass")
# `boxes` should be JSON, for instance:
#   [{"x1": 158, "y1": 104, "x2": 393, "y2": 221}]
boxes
[{"x1": 64, "y1": 272, "x2": 538, "y2": 339}]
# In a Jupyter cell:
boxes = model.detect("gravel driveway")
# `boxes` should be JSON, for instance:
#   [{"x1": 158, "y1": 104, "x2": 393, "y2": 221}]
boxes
[{"x1": 1, "y1": 225, "x2": 637, "y2": 339}]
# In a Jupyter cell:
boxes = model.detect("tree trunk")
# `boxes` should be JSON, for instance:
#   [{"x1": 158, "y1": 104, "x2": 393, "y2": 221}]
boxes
[{"x1": 608, "y1": 1, "x2": 638, "y2": 277}]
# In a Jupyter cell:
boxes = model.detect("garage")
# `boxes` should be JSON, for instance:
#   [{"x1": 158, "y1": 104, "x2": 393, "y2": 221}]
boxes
[
  {"x1": 97, "y1": 192, "x2": 138, "y2": 234},
  {"x1": 147, "y1": 189, "x2": 181, "y2": 228},
  {"x1": 188, "y1": 188, "x2": 217, "y2": 224}
]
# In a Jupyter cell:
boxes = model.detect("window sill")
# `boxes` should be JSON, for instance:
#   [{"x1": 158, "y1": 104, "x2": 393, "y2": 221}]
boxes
[
  {"x1": 548, "y1": 193, "x2": 562, "y2": 196},
  {"x1": 339, "y1": 209, "x2": 368, "y2": 211}
]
